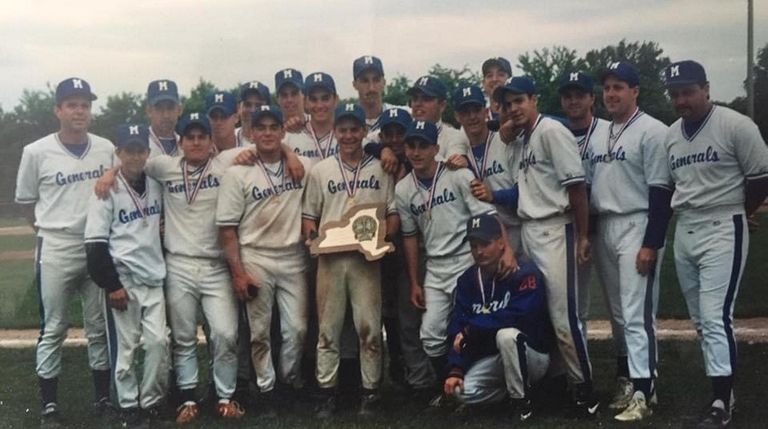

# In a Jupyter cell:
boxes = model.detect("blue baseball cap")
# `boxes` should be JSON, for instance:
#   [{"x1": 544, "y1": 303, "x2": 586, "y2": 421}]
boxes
[
  {"x1": 453, "y1": 85, "x2": 486, "y2": 110},
  {"x1": 240, "y1": 81, "x2": 270, "y2": 102},
  {"x1": 251, "y1": 105, "x2": 284, "y2": 126},
  {"x1": 55, "y1": 77, "x2": 97, "y2": 104},
  {"x1": 115, "y1": 124, "x2": 150, "y2": 150},
  {"x1": 147, "y1": 79, "x2": 179, "y2": 106},
  {"x1": 404, "y1": 120, "x2": 438, "y2": 145},
  {"x1": 304, "y1": 72, "x2": 337, "y2": 95},
  {"x1": 334, "y1": 103, "x2": 365, "y2": 125},
  {"x1": 664, "y1": 60, "x2": 708, "y2": 87},
  {"x1": 353, "y1": 55, "x2": 384, "y2": 79},
  {"x1": 407, "y1": 75, "x2": 448, "y2": 99},
  {"x1": 176, "y1": 112, "x2": 211, "y2": 135},
  {"x1": 558, "y1": 71, "x2": 594, "y2": 94},
  {"x1": 275, "y1": 68, "x2": 304, "y2": 93},
  {"x1": 205, "y1": 91, "x2": 237, "y2": 116},
  {"x1": 600, "y1": 61, "x2": 640, "y2": 87},
  {"x1": 482, "y1": 57, "x2": 512, "y2": 76},
  {"x1": 492, "y1": 76, "x2": 537, "y2": 103},
  {"x1": 466, "y1": 213, "x2": 503, "y2": 242},
  {"x1": 379, "y1": 108, "x2": 412, "y2": 132}
]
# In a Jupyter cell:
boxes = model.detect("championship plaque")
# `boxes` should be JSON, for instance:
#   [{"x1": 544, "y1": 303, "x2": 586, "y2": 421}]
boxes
[{"x1": 310, "y1": 203, "x2": 394, "y2": 261}]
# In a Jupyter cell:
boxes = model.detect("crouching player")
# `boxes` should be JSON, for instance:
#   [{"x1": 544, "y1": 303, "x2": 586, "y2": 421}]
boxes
[
  {"x1": 444, "y1": 214, "x2": 553, "y2": 422},
  {"x1": 85, "y1": 124, "x2": 169, "y2": 428}
]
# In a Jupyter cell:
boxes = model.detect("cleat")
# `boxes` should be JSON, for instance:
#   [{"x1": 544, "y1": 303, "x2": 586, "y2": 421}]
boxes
[
  {"x1": 175, "y1": 402, "x2": 199, "y2": 424},
  {"x1": 120, "y1": 407, "x2": 148, "y2": 428},
  {"x1": 510, "y1": 398, "x2": 533, "y2": 422},
  {"x1": 315, "y1": 393, "x2": 337, "y2": 419},
  {"x1": 614, "y1": 391, "x2": 652, "y2": 422},
  {"x1": 608, "y1": 377, "x2": 634, "y2": 410},
  {"x1": 696, "y1": 400, "x2": 731, "y2": 429},
  {"x1": 40, "y1": 403, "x2": 63, "y2": 429},
  {"x1": 216, "y1": 400, "x2": 245, "y2": 420},
  {"x1": 573, "y1": 397, "x2": 600, "y2": 419},
  {"x1": 358, "y1": 390, "x2": 381, "y2": 416}
]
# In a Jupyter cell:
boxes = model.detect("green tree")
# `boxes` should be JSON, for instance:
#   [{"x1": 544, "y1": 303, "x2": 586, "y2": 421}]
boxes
[
  {"x1": 91, "y1": 92, "x2": 144, "y2": 141},
  {"x1": 181, "y1": 79, "x2": 218, "y2": 115},
  {"x1": 383, "y1": 74, "x2": 411, "y2": 107},
  {"x1": 12, "y1": 87, "x2": 58, "y2": 139},
  {"x1": 517, "y1": 46, "x2": 587, "y2": 116},
  {"x1": 730, "y1": 43, "x2": 768, "y2": 139},
  {"x1": 427, "y1": 64, "x2": 481, "y2": 126}
]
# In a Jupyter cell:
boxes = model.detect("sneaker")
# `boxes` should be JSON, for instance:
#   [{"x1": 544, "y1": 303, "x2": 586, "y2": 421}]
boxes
[
  {"x1": 573, "y1": 397, "x2": 600, "y2": 419},
  {"x1": 358, "y1": 390, "x2": 381, "y2": 416},
  {"x1": 615, "y1": 391, "x2": 652, "y2": 422},
  {"x1": 216, "y1": 400, "x2": 245, "y2": 420},
  {"x1": 175, "y1": 402, "x2": 199, "y2": 424},
  {"x1": 696, "y1": 400, "x2": 731, "y2": 429},
  {"x1": 91, "y1": 396, "x2": 115, "y2": 419},
  {"x1": 120, "y1": 407, "x2": 148, "y2": 428},
  {"x1": 40, "y1": 403, "x2": 63, "y2": 429},
  {"x1": 315, "y1": 393, "x2": 337, "y2": 419},
  {"x1": 608, "y1": 377, "x2": 634, "y2": 409},
  {"x1": 510, "y1": 398, "x2": 533, "y2": 422}
]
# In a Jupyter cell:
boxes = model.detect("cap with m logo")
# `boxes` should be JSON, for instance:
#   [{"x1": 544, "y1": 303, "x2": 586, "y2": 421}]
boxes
[
  {"x1": 147, "y1": 79, "x2": 179, "y2": 106},
  {"x1": 55, "y1": 77, "x2": 98, "y2": 104},
  {"x1": 116, "y1": 124, "x2": 149, "y2": 149},
  {"x1": 452, "y1": 85, "x2": 485, "y2": 110},
  {"x1": 404, "y1": 120, "x2": 438, "y2": 145},
  {"x1": 557, "y1": 71, "x2": 594, "y2": 94},
  {"x1": 353, "y1": 55, "x2": 384, "y2": 79},
  {"x1": 407, "y1": 75, "x2": 448, "y2": 99},
  {"x1": 664, "y1": 60, "x2": 707, "y2": 88},
  {"x1": 275, "y1": 68, "x2": 304, "y2": 93},
  {"x1": 304, "y1": 72, "x2": 337, "y2": 95}
]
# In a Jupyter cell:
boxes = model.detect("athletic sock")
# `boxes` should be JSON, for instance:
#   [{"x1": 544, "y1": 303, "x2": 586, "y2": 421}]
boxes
[
  {"x1": 711, "y1": 376, "x2": 733, "y2": 410},
  {"x1": 617, "y1": 356, "x2": 630, "y2": 379},
  {"x1": 92, "y1": 369, "x2": 111, "y2": 401},
  {"x1": 632, "y1": 378, "x2": 652, "y2": 399},
  {"x1": 39, "y1": 376, "x2": 59, "y2": 407},
  {"x1": 180, "y1": 388, "x2": 196, "y2": 405},
  {"x1": 429, "y1": 355, "x2": 448, "y2": 383}
]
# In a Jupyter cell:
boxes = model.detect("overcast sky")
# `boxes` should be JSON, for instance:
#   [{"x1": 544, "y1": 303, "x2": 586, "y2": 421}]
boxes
[{"x1": 1, "y1": 0, "x2": 765, "y2": 111}]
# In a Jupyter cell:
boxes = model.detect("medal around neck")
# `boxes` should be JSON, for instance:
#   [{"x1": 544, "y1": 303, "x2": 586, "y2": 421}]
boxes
[{"x1": 310, "y1": 203, "x2": 394, "y2": 261}]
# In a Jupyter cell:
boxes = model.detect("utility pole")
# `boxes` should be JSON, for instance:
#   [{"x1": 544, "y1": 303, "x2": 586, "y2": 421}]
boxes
[{"x1": 747, "y1": 0, "x2": 754, "y2": 119}]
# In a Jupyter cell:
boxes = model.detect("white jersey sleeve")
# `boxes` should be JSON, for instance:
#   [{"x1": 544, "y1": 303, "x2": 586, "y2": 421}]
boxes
[
  {"x1": 733, "y1": 114, "x2": 768, "y2": 180},
  {"x1": 15, "y1": 143, "x2": 40, "y2": 204},
  {"x1": 284, "y1": 126, "x2": 339, "y2": 167}
]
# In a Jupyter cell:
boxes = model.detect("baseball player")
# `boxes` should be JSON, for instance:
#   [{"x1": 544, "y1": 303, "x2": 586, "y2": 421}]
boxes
[
  {"x1": 663, "y1": 60, "x2": 768, "y2": 429},
  {"x1": 588, "y1": 62, "x2": 672, "y2": 421},
  {"x1": 352, "y1": 55, "x2": 408, "y2": 141},
  {"x1": 284, "y1": 72, "x2": 340, "y2": 166},
  {"x1": 217, "y1": 105, "x2": 310, "y2": 416},
  {"x1": 446, "y1": 84, "x2": 522, "y2": 252},
  {"x1": 84, "y1": 124, "x2": 168, "y2": 428},
  {"x1": 445, "y1": 214, "x2": 553, "y2": 422},
  {"x1": 142, "y1": 113, "x2": 244, "y2": 423},
  {"x1": 206, "y1": 91, "x2": 249, "y2": 162},
  {"x1": 302, "y1": 103, "x2": 398, "y2": 417},
  {"x1": 395, "y1": 120, "x2": 514, "y2": 402},
  {"x1": 407, "y1": 75, "x2": 468, "y2": 159},
  {"x1": 274, "y1": 68, "x2": 308, "y2": 132},
  {"x1": 15, "y1": 77, "x2": 112, "y2": 428},
  {"x1": 493, "y1": 76, "x2": 599, "y2": 416},
  {"x1": 146, "y1": 79, "x2": 182, "y2": 157},
  {"x1": 480, "y1": 57, "x2": 512, "y2": 117},
  {"x1": 236, "y1": 81, "x2": 270, "y2": 147}
]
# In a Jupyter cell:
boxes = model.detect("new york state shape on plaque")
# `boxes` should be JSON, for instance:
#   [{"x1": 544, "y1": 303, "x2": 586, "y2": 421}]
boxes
[{"x1": 310, "y1": 203, "x2": 394, "y2": 261}]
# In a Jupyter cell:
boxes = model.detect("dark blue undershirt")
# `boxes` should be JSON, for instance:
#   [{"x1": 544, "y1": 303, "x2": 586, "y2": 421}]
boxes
[
  {"x1": 682, "y1": 107, "x2": 712, "y2": 138},
  {"x1": 571, "y1": 126, "x2": 589, "y2": 138},
  {"x1": 160, "y1": 138, "x2": 177, "y2": 154},
  {"x1": 62, "y1": 142, "x2": 88, "y2": 158}
]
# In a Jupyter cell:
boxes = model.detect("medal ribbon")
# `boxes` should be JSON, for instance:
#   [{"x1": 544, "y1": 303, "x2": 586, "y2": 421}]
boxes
[
  {"x1": 521, "y1": 115, "x2": 544, "y2": 174},
  {"x1": 256, "y1": 157, "x2": 285, "y2": 198},
  {"x1": 410, "y1": 161, "x2": 443, "y2": 220},
  {"x1": 476, "y1": 267, "x2": 496, "y2": 312},
  {"x1": 116, "y1": 170, "x2": 147, "y2": 221},
  {"x1": 308, "y1": 123, "x2": 335, "y2": 159},
  {"x1": 467, "y1": 131, "x2": 495, "y2": 180},
  {"x1": 336, "y1": 155, "x2": 364, "y2": 200},
  {"x1": 149, "y1": 127, "x2": 179, "y2": 156},
  {"x1": 579, "y1": 118, "x2": 598, "y2": 158},
  {"x1": 607, "y1": 108, "x2": 643, "y2": 156},
  {"x1": 182, "y1": 157, "x2": 213, "y2": 205}
]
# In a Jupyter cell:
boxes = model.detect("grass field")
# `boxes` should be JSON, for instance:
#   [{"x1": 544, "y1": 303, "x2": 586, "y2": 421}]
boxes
[
  {"x1": 2, "y1": 214, "x2": 767, "y2": 329},
  {"x1": 0, "y1": 341, "x2": 766, "y2": 428}
]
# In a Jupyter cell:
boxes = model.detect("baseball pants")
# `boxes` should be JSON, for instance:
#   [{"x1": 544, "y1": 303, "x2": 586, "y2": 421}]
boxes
[
  {"x1": 594, "y1": 212, "x2": 661, "y2": 380},
  {"x1": 505, "y1": 223, "x2": 523, "y2": 255},
  {"x1": 316, "y1": 252, "x2": 381, "y2": 390},
  {"x1": 35, "y1": 231, "x2": 109, "y2": 379},
  {"x1": 241, "y1": 247, "x2": 308, "y2": 392},
  {"x1": 421, "y1": 251, "x2": 475, "y2": 358},
  {"x1": 165, "y1": 254, "x2": 238, "y2": 400},
  {"x1": 104, "y1": 277, "x2": 169, "y2": 409},
  {"x1": 521, "y1": 217, "x2": 592, "y2": 385},
  {"x1": 675, "y1": 209, "x2": 748, "y2": 377},
  {"x1": 458, "y1": 327, "x2": 550, "y2": 404}
]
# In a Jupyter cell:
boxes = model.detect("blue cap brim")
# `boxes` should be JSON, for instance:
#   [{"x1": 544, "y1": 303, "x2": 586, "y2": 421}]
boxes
[{"x1": 149, "y1": 95, "x2": 179, "y2": 106}]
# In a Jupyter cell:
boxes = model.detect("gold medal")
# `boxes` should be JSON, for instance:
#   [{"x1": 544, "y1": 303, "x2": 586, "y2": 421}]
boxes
[{"x1": 480, "y1": 306, "x2": 491, "y2": 314}]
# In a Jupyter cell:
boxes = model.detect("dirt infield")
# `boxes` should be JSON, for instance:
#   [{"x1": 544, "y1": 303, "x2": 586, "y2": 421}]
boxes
[
  {"x1": 0, "y1": 225, "x2": 33, "y2": 236},
  {"x1": 0, "y1": 249, "x2": 34, "y2": 261}
]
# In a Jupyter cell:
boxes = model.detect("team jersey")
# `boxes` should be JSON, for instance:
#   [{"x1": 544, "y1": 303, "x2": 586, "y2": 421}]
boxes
[
  {"x1": 395, "y1": 163, "x2": 496, "y2": 257},
  {"x1": 463, "y1": 131, "x2": 521, "y2": 227},
  {"x1": 573, "y1": 117, "x2": 610, "y2": 183},
  {"x1": 284, "y1": 122, "x2": 339, "y2": 167},
  {"x1": 15, "y1": 132, "x2": 115, "y2": 235},
  {"x1": 235, "y1": 127, "x2": 253, "y2": 148},
  {"x1": 144, "y1": 154, "x2": 229, "y2": 259},
  {"x1": 148, "y1": 126, "x2": 180, "y2": 158},
  {"x1": 84, "y1": 173, "x2": 165, "y2": 287},
  {"x1": 216, "y1": 156, "x2": 310, "y2": 250},
  {"x1": 516, "y1": 115, "x2": 585, "y2": 220},
  {"x1": 437, "y1": 121, "x2": 469, "y2": 159},
  {"x1": 665, "y1": 105, "x2": 768, "y2": 212},
  {"x1": 216, "y1": 145, "x2": 252, "y2": 167},
  {"x1": 588, "y1": 111, "x2": 672, "y2": 215},
  {"x1": 302, "y1": 154, "x2": 396, "y2": 228}
]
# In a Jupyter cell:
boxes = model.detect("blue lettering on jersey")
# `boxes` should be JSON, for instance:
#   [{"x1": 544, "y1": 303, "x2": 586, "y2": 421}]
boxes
[
  {"x1": 669, "y1": 146, "x2": 720, "y2": 171},
  {"x1": 519, "y1": 152, "x2": 537, "y2": 171},
  {"x1": 55, "y1": 164, "x2": 106, "y2": 186},
  {"x1": 251, "y1": 181, "x2": 303, "y2": 201},
  {"x1": 165, "y1": 175, "x2": 220, "y2": 194},
  {"x1": 471, "y1": 291, "x2": 511, "y2": 314},
  {"x1": 118, "y1": 200, "x2": 162, "y2": 224},
  {"x1": 293, "y1": 146, "x2": 339, "y2": 159},
  {"x1": 482, "y1": 160, "x2": 505, "y2": 178},
  {"x1": 590, "y1": 146, "x2": 627, "y2": 165},
  {"x1": 408, "y1": 187, "x2": 457, "y2": 216},
  {"x1": 327, "y1": 175, "x2": 381, "y2": 194}
]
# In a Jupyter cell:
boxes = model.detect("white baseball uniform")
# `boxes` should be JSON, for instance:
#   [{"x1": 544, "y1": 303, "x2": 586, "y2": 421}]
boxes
[
  {"x1": 148, "y1": 127, "x2": 180, "y2": 158},
  {"x1": 14, "y1": 133, "x2": 113, "y2": 381},
  {"x1": 666, "y1": 105, "x2": 768, "y2": 377},
  {"x1": 144, "y1": 154, "x2": 239, "y2": 400},
  {"x1": 284, "y1": 123, "x2": 339, "y2": 167},
  {"x1": 302, "y1": 154, "x2": 396, "y2": 390},
  {"x1": 84, "y1": 173, "x2": 168, "y2": 409},
  {"x1": 587, "y1": 110, "x2": 671, "y2": 381},
  {"x1": 395, "y1": 163, "x2": 496, "y2": 357},
  {"x1": 216, "y1": 156, "x2": 311, "y2": 392},
  {"x1": 515, "y1": 115, "x2": 593, "y2": 385},
  {"x1": 437, "y1": 121, "x2": 469, "y2": 160}
]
